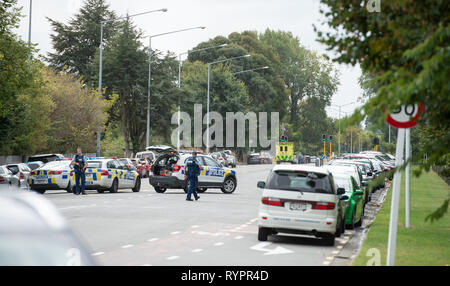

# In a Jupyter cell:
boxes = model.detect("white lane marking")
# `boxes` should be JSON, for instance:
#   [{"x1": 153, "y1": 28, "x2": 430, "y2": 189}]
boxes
[
  {"x1": 336, "y1": 245, "x2": 343, "y2": 249},
  {"x1": 141, "y1": 264, "x2": 152, "y2": 266},
  {"x1": 167, "y1": 256, "x2": 179, "y2": 260},
  {"x1": 171, "y1": 231, "x2": 180, "y2": 235},
  {"x1": 191, "y1": 225, "x2": 200, "y2": 228},
  {"x1": 325, "y1": 256, "x2": 334, "y2": 261},
  {"x1": 323, "y1": 261, "x2": 331, "y2": 265},
  {"x1": 332, "y1": 250, "x2": 340, "y2": 255},
  {"x1": 192, "y1": 249, "x2": 203, "y2": 253},
  {"x1": 214, "y1": 242, "x2": 224, "y2": 246},
  {"x1": 91, "y1": 252, "x2": 105, "y2": 256},
  {"x1": 234, "y1": 236, "x2": 244, "y2": 240},
  {"x1": 58, "y1": 204, "x2": 97, "y2": 210},
  {"x1": 121, "y1": 244, "x2": 134, "y2": 249},
  {"x1": 147, "y1": 238, "x2": 159, "y2": 242},
  {"x1": 250, "y1": 242, "x2": 294, "y2": 256}
]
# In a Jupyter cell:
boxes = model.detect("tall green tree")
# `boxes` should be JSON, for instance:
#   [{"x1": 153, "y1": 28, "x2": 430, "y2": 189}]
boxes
[{"x1": 46, "y1": 0, "x2": 117, "y2": 84}]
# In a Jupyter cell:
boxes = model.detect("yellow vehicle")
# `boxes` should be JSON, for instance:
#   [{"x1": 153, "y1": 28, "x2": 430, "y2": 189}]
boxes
[{"x1": 275, "y1": 142, "x2": 294, "y2": 164}]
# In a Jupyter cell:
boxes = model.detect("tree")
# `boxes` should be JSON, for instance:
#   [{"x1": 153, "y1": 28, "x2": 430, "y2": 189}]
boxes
[
  {"x1": 316, "y1": 0, "x2": 449, "y2": 219},
  {"x1": 46, "y1": 0, "x2": 117, "y2": 84}
]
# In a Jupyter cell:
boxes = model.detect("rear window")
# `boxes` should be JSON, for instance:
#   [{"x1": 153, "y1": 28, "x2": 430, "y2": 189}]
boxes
[
  {"x1": 266, "y1": 170, "x2": 333, "y2": 194},
  {"x1": 7, "y1": 166, "x2": 19, "y2": 173},
  {"x1": 333, "y1": 175, "x2": 351, "y2": 192}
]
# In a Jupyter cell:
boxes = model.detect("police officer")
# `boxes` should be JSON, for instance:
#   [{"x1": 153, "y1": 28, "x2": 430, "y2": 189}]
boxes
[
  {"x1": 71, "y1": 147, "x2": 88, "y2": 195},
  {"x1": 184, "y1": 151, "x2": 202, "y2": 201}
]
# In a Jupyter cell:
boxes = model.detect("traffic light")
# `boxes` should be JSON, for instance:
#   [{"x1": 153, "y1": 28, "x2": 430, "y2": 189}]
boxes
[
  {"x1": 322, "y1": 134, "x2": 326, "y2": 142},
  {"x1": 281, "y1": 135, "x2": 288, "y2": 142},
  {"x1": 330, "y1": 135, "x2": 333, "y2": 142}
]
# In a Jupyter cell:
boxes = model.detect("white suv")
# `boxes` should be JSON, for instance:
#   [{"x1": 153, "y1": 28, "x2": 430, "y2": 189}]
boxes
[
  {"x1": 257, "y1": 165, "x2": 347, "y2": 245},
  {"x1": 149, "y1": 153, "x2": 237, "y2": 194}
]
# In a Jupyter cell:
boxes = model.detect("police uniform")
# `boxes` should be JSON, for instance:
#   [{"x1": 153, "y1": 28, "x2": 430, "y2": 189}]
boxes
[
  {"x1": 73, "y1": 154, "x2": 87, "y2": 195},
  {"x1": 185, "y1": 156, "x2": 201, "y2": 201}
]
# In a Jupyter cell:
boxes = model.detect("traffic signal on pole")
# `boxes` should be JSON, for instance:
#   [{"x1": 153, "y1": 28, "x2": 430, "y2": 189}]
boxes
[
  {"x1": 322, "y1": 134, "x2": 326, "y2": 142},
  {"x1": 330, "y1": 135, "x2": 333, "y2": 142},
  {"x1": 281, "y1": 135, "x2": 287, "y2": 142}
]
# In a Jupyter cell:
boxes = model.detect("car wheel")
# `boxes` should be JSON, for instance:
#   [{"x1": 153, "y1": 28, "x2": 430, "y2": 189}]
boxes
[
  {"x1": 258, "y1": 227, "x2": 270, "y2": 241},
  {"x1": 97, "y1": 190, "x2": 105, "y2": 193},
  {"x1": 356, "y1": 206, "x2": 364, "y2": 227},
  {"x1": 335, "y1": 219, "x2": 342, "y2": 238},
  {"x1": 66, "y1": 182, "x2": 73, "y2": 193},
  {"x1": 197, "y1": 188, "x2": 207, "y2": 193},
  {"x1": 132, "y1": 178, "x2": 141, "y2": 192},
  {"x1": 221, "y1": 177, "x2": 236, "y2": 194},
  {"x1": 323, "y1": 233, "x2": 335, "y2": 246},
  {"x1": 154, "y1": 187, "x2": 166, "y2": 193},
  {"x1": 32, "y1": 189, "x2": 46, "y2": 194},
  {"x1": 109, "y1": 179, "x2": 118, "y2": 193}
]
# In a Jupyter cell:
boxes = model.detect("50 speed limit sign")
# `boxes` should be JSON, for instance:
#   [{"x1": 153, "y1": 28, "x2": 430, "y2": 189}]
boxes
[{"x1": 386, "y1": 103, "x2": 424, "y2": 128}]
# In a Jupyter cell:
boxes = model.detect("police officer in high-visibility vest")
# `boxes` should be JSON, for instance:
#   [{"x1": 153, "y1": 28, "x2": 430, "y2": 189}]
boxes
[
  {"x1": 71, "y1": 147, "x2": 88, "y2": 195},
  {"x1": 184, "y1": 151, "x2": 202, "y2": 201}
]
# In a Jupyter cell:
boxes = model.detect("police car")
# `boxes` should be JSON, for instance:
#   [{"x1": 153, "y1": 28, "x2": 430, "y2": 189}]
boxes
[
  {"x1": 28, "y1": 159, "x2": 74, "y2": 194},
  {"x1": 149, "y1": 152, "x2": 237, "y2": 194},
  {"x1": 69, "y1": 158, "x2": 141, "y2": 193}
]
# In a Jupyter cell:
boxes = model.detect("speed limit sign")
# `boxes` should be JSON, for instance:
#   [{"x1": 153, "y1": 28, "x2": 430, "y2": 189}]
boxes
[{"x1": 386, "y1": 103, "x2": 424, "y2": 128}]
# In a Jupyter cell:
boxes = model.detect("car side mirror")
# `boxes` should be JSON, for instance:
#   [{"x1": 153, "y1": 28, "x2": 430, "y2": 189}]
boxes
[
  {"x1": 355, "y1": 190, "x2": 364, "y2": 196},
  {"x1": 337, "y1": 188, "x2": 345, "y2": 195},
  {"x1": 367, "y1": 172, "x2": 373, "y2": 176},
  {"x1": 340, "y1": 195, "x2": 349, "y2": 201},
  {"x1": 257, "y1": 181, "x2": 266, "y2": 189}
]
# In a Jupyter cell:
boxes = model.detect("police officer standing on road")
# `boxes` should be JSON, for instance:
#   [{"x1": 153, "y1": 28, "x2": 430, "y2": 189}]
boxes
[
  {"x1": 71, "y1": 147, "x2": 88, "y2": 195},
  {"x1": 184, "y1": 151, "x2": 202, "y2": 201}
]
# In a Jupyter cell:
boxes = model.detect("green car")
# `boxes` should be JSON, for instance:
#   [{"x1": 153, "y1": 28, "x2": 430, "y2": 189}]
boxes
[{"x1": 333, "y1": 173, "x2": 365, "y2": 229}]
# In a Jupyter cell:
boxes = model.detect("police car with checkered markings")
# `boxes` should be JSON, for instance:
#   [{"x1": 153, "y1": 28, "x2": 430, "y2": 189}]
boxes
[
  {"x1": 29, "y1": 159, "x2": 74, "y2": 194},
  {"x1": 149, "y1": 153, "x2": 237, "y2": 194},
  {"x1": 69, "y1": 158, "x2": 141, "y2": 193}
]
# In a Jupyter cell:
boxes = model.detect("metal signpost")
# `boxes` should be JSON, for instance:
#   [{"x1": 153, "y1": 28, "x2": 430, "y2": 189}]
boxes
[{"x1": 385, "y1": 103, "x2": 423, "y2": 266}]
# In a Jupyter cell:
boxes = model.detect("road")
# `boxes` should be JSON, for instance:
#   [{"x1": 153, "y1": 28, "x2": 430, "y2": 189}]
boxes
[{"x1": 44, "y1": 164, "x2": 361, "y2": 266}]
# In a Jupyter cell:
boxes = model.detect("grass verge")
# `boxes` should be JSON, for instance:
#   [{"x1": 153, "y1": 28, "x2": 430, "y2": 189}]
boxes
[{"x1": 353, "y1": 167, "x2": 449, "y2": 266}]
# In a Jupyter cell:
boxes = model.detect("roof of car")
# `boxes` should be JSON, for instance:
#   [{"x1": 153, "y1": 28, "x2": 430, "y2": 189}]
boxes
[
  {"x1": 324, "y1": 165, "x2": 358, "y2": 173},
  {"x1": 272, "y1": 164, "x2": 330, "y2": 175}
]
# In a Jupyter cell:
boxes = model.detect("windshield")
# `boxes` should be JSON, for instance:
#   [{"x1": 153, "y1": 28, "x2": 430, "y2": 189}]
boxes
[
  {"x1": 266, "y1": 170, "x2": 333, "y2": 194},
  {"x1": 42, "y1": 161, "x2": 70, "y2": 169},
  {"x1": 86, "y1": 161, "x2": 102, "y2": 169}
]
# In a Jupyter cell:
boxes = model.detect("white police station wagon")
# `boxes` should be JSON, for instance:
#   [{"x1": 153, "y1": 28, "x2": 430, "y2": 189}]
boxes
[
  {"x1": 29, "y1": 159, "x2": 73, "y2": 194},
  {"x1": 149, "y1": 152, "x2": 237, "y2": 194},
  {"x1": 69, "y1": 158, "x2": 141, "y2": 193}
]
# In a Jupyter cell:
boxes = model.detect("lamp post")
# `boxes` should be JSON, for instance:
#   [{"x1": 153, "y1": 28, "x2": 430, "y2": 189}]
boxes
[
  {"x1": 27, "y1": 0, "x2": 32, "y2": 62},
  {"x1": 146, "y1": 26, "x2": 206, "y2": 148},
  {"x1": 206, "y1": 54, "x2": 251, "y2": 153},
  {"x1": 97, "y1": 8, "x2": 168, "y2": 157},
  {"x1": 230, "y1": 66, "x2": 269, "y2": 77},
  {"x1": 176, "y1": 43, "x2": 227, "y2": 150},
  {"x1": 331, "y1": 102, "x2": 356, "y2": 156}
]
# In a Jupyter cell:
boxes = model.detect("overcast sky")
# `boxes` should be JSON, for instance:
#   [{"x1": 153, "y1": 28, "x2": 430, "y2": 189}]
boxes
[{"x1": 15, "y1": 0, "x2": 363, "y2": 118}]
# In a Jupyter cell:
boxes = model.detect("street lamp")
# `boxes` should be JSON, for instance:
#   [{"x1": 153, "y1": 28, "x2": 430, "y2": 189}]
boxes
[
  {"x1": 330, "y1": 102, "x2": 355, "y2": 156},
  {"x1": 146, "y1": 26, "x2": 206, "y2": 147},
  {"x1": 97, "y1": 8, "x2": 168, "y2": 156},
  {"x1": 231, "y1": 66, "x2": 269, "y2": 77},
  {"x1": 27, "y1": 0, "x2": 32, "y2": 62},
  {"x1": 176, "y1": 43, "x2": 227, "y2": 150},
  {"x1": 206, "y1": 54, "x2": 251, "y2": 153}
]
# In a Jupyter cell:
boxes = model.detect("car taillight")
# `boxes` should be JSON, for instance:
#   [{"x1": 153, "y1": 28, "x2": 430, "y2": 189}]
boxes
[
  {"x1": 49, "y1": 171, "x2": 62, "y2": 175},
  {"x1": 261, "y1": 197, "x2": 282, "y2": 207},
  {"x1": 101, "y1": 170, "x2": 109, "y2": 176},
  {"x1": 172, "y1": 165, "x2": 181, "y2": 172},
  {"x1": 19, "y1": 172, "x2": 25, "y2": 179},
  {"x1": 70, "y1": 171, "x2": 73, "y2": 176},
  {"x1": 0, "y1": 176, "x2": 4, "y2": 182},
  {"x1": 30, "y1": 171, "x2": 36, "y2": 176},
  {"x1": 312, "y1": 202, "x2": 335, "y2": 210},
  {"x1": 149, "y1": 165, "x2": 152, "y2": 171}
]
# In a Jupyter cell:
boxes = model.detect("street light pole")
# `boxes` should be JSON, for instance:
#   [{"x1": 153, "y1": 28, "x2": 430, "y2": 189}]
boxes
[
  {"x1": 146, "y1": 26, "x2": 206, "y2": 147},
  {"x1": 177, "y1": 43, "x2": 227, "y2": 150},
  {"x1": 27, "y1": 0, "x2": 32, "y2": 62},
  {"x1": 97, "y1": 8, "x2": 168, "y2": 156},
  {"x1": 331, "y1": 102, "x2": 355, "y2": 156},
  {"x1": 206, "y1": 54, "x2": 251, "y2": 153},
  {"x1": 231, "y1": 66, "x2": 269, "y2": 77}
]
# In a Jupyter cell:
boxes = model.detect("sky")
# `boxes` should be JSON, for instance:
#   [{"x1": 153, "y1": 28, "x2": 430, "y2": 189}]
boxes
[{"x1": 14, "y1": 0, "x2": 363, "y2": 118}]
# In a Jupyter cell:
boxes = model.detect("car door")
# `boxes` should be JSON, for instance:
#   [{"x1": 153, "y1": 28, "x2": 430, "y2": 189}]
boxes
[
  {"x1": 351, "y1": 176, "x2": 364, "y2": 219},
  {"x1": 115, "y1": 160, "x2": 131, "y2": 188},
  {"x1": 202, "y1": 156, "x2": 224, "y2": 186}
]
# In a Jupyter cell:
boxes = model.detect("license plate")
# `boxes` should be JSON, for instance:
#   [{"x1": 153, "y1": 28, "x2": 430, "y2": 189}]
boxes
[
  {"x1": 289, "y1": 203, "x2": 307, "y2": 211},
  {"x1": 36, "y1": 175, "x2": 48, "y2": 180},
  {"x1": 35, "y1": 179, "x2": 47, "y2": 184}
]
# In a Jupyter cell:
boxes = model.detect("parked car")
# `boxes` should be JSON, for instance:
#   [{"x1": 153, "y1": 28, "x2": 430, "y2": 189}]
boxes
[
  {"x1": 0, "y1": 165, "x2": 17, "y2": 186},
  {"x1": 223, "y1": 150, "x2": 237, "y2": 168},
  {"x1": 256, "y1": 165, "x2": 347, "y2": 246},
  {"x1": 324, "y1": 164, "x2": 368, "y2": 205},
  {"x1": 27, "y1": 154, "x2": 65, "y2": 164},
  {"x1": 28, "y1": 160, "x2": 74, "y2": 194},
  {"x1": 0, "y1": 188, "x2": 96, "y2": 266},
  {"x1": 26, "y1": 161, "x2": 44, "y2": 171},
  {"x1": 6, "y1": 163, "x2": 31, "y2": 189},
  {"x1": 69, "y1": 158, "x2": 141, "y2": 194},
  {"x1": 210, "y1": 152, "x2": 228, "y2": 167},
  {"x1": 149, "y1": 152, "x2": 237, "y2": 194},
  {"x1": 260, "y1": 152, "x2": 273, "y2": 164},
  {"x1": 247, "y1": 153, "x2": 262, "y2": 164},
  {"x1": 332, "y1": 173, "x2": 365, "y2": 229}
]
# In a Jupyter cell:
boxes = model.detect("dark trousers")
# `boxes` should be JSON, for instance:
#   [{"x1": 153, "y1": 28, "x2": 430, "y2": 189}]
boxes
[
  {"x1": 75, "y1": 169, "x2": 86, "y2": 195},
  {"x1": 187, "y1": 176, "x2": 199, "y2": 200}
]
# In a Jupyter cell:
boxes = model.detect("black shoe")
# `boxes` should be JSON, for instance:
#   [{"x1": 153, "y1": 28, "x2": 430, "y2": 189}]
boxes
[
  {"x1": 186, "y1": 198, "x2": 193, "y2": 201},
  {"x1": 82, "y1": 193, "x2": 87, "y2": 196},
  {"x1": 195, "y1": 196, "x2": 200, "y2": 201}
]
